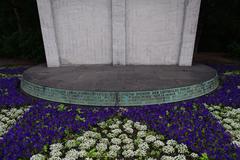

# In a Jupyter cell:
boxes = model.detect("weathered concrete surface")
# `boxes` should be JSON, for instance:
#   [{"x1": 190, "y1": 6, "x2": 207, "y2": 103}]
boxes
[
  {"x1": 36, "y1": 0, "x2": 60, "y2": 67},
  {"x1": 112, "y1": 0, "x2": 126, "y2": 65},
  {"x1": 52, "y1": 0, "x2": 112, "y2": 65},
  {"x1": 36, "y1": 0, "x2": 201, "y2": 66},
  {"x1": 23, "y1": 64, "x2": 216, "y2": 92}
]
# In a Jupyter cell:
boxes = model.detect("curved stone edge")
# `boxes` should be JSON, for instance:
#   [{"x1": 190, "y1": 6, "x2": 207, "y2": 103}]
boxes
[{"x1": 20, "y1": 74, "x2": 219, "y2": 107}]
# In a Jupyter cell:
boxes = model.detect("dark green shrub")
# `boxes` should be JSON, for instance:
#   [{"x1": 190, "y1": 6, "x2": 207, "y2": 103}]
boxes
[{"x1": 227, "y1": 42, "x2": 240, "y2": 59}]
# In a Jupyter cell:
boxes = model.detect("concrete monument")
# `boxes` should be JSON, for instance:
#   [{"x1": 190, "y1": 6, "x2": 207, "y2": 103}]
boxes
[
  {"x1": 21, "y1": 0, "x2": 219, "y2": 106},
  {"x1": 36, "y1": 0, "x2": 201, "y2": 67}
]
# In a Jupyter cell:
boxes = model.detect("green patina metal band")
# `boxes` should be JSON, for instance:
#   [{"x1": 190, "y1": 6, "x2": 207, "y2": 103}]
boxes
[{"x1": 21, "y1": 74, "x2": 219, "y2": 106}]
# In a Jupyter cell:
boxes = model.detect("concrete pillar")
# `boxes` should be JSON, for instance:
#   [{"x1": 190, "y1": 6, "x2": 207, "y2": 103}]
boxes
[
  {"x1": 112, "y1": 0, "x2": 126, "y2": 65},
  {"x1": 178, "y1": 0, "x2": 201, "y2": 66},
  {"x1": 36, "y1": 0, "x2": 60, "y2": 67}
]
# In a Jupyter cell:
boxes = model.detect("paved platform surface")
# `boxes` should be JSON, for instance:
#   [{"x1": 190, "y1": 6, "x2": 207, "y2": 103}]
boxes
[
  {"x1": 23, "y1": 64, "x2": 216, "y2": 92},
  {"x1": 21, "y1": 64, "x2": 218, "y2": 106}
]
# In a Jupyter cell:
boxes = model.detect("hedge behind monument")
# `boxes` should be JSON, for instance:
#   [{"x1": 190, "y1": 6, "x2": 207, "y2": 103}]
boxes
[{"x1": 0, "y1": 0, "x2": 44, "y2": 62}]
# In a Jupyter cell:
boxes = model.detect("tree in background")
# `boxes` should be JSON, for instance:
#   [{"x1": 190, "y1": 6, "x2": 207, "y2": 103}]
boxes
[
  {"x1": 0, "y1": 0, "x2": 44, "y2": 62},
  {"x1": 197, "y1": 0, "x2": 240, "y2": 59}
]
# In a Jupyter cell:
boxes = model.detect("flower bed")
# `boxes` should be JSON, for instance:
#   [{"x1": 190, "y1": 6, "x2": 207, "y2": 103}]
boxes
[
  {"x1": 0, "y1": 65, "x2": 240, "y2": 160},
  {"x1": 31, "y1": 117, "x2": 200, "y2": 160}
]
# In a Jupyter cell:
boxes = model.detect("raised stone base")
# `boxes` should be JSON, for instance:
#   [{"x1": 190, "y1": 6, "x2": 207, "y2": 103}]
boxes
[{"x1": 21, "y1": 64, "x2": 218, "y2": 106}]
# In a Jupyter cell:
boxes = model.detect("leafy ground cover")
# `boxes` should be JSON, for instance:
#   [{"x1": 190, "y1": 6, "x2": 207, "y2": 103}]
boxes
[{"x1": 0, "y1": 64, "x2": 240, "y2": 160}]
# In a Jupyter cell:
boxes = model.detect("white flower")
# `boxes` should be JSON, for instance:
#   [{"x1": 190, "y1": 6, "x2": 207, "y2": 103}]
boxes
[
  {"x1": 138, "y1": 142, "x2": 149, "y2": 150},
  {"x1": 190, "y1": 153, "x2": 199, "y2": 158},
  {"x1": 78, "y1": 150, "x2": 87, "y2": 157},
  {"x1": 111, "y1": 129, "x2": 122, "y2": 135},
  {"x1": 153, "y1": 140, "x2": 165, "y2": 148},
  {"x1": 49, "y1": 157, "x2": 61, "y2": 160},
  {"x1": 213, "y1": 105, "x2": 221, "y2": 110},
  {"x1": 84, "y1": 131, "x2": 101, "y2": 139},
  {"x1": 6, "y1": 119, "x2": 16, "y2": 125},
  {"x1": 231, "y1": 122, "x2": 240, "y2": 129},
  {"x1": 76, "y1": 136, "x2": 84, "y2": 142},
  {"x1": 107, "y1": 133, "x2": 115, "y2": 138},
  {"x1": 223, "y1": 124, "x2": 232, "y2": 130},
  {"x1": 208, "y1": 107, "x2": 214, "y2": 111},
  {"x1": 65, "y1": 139, "x2": 78, "y2": 148},
  {"x1": 79, "y1": 139, "x2": 96, "y2": 150},
  {"x1": 1, "y1": 117, "x2": 9, "y2": 122},
  {"x1": 214, "y1": 115, "x2": 222, "y2": 120},
  {"x1": 122, "y1": 138, "x2": 133, "y2": 144},
  {"x1": 24, "y1": 107, "x2": 30, "y2": 112},
  {"x1": 115, "y1": 120, "x2": 122, "y2": 125},
  {"x1": 50, "y1": 150, "x2": 62, "y2": 157},
  {"x1": 111, "y1": 138, "x2": 121, "y2": 145},
  {"x1": 145, "y1": 135, "x2": 156, "y2": 143},
  {"x1": 107, "y1": 150, "x2": 117, "y2": 158},
  {"x1": 235, "y1": 132, "x2": 240, "y2": 140},
  {"x1": 102, "y1": 129, "x2": 108, "y2": 134},
  {"x1": 139, "y1": 125, "x2": 147, "y2": 131},
  {"x1": 148, "y1": 158, "x2": 157, "y2": 160},
  {"x1": 97, "y1": 122, "x2": 106, "y2": 128},
  {"x1": 99, "y1": 138, "x2": 109, "y2": 144},
  {"x1": 134, "y1": 122, "x2": 147, "y2": 131},
  {"x1": 85, "y1": 158, "x2": 93, "y2": 160},
  {"x1": 122, "y1": 149, "x2": 135, "y2": 158},
  {"x1": 1, "y1": 109, "x2": 8, "y2": 114},
  {"x1": 122, "y1": 143, "x2": 134, "y2": 150},
  {"x1": 175, "y1": 143, "x2": 188, "y2": 154},
  {"x1": 232, "y1": 140, "x2": 240, "y2": 147},
  {"x1": 109, "y1": 145, "x2": 121, "y2": 152},
  {"x1": 124, "y1": 127, "x2": 134, "y2": 134},
  {"x1": 174, "y1": 154, "x2": 186, "y2": 160},
  {"x1": 166, "y1": 139, "x2": 177, "y2": 146},
  {"x1": 162, "y1": 145, "x2": 175, "y2": 154},
  {"x1": 119, "y1": 134, "x2": 128, "y2": 140},
  {"x1": 137, "y1": 131, "x2": 146, "y2": 138},
  {"x1": 134, "y1": 122, "x2": 141, "y2": 126},
  {"x1": 134, "y1": 138, "x2": 144, "y2": 145},
  {"x1": 0, "y1": 115, "x2": 4, "y2": 120},
  {"x1": 65, "y1": 149, "x2": 79, "y2": 160},
  {"x1": 223, "y1": 118, "x2": 234, "y2": 124},
  {"x1": 109, "y1": 124, "x2": 119, "y2": 129},
  {"x1": 126, "y1": 120, "x2": 133, "y2": 125},
  {"x1": 160, "y1": 155, "x2": 174, "y2": 160},
  {"x1": 96, "y1": 143, "x2": 108, "y2": 152},
  {"x1": 30, "y1": 154, "x2": 46, "y2": 160},
  {"x1": 213, "y1": 110, "x2": 220, "y2": 115},
  {"x1": 135, "y1": 149, "x2": 147, "y2": 157}
]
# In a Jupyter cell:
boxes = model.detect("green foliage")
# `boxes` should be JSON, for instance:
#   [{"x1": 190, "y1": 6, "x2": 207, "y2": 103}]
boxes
[
  {"x1": 197, "y1": 0, "x2": 240, "y2": 55},
  {"x1": 0, "y1": 0, "x2": 45, "y2": 63},
  {"x1": 198, "y1": 153, "x2": 209, "y2": 160},
  {"x1": 57, "y1": 104, "x2": 66, "y2": 112},
  {"x1": 0, "y1": 31, "x2": 44, "y2": 62},
  {"x1": 75, "y1": 115, "x2": 85, "y2": 122},
  {"x1": 42, "y1": 144, "x2": 49, "y2": 154},
  {"x1": 227, "y1": 42, "x2": 240, "y2": 58}
]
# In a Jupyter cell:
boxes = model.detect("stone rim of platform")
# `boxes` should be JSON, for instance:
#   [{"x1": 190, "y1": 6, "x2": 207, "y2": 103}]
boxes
[{"x1": 21, "y1": 64, "x2": 219, "y2": 106}]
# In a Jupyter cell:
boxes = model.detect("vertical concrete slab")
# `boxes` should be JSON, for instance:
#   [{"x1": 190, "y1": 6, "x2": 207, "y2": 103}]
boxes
[
  {"x1": 52, "y1": 0, "x2": 112, "y2": 65},
  {"x1": 126, "y1": 0, "x2": 185, "y2": 65},
  {"x1": 36, "y1": 0, "x2": 201, "y2": 67},
  {"x1": 112, "y1": 0, "x2": 126, "y2": 65},
  {"x1": 36, "y1": 0, "x2": 60, "y2": 67},
  {"x1": 178, "y1": 0, "x2": 201, "y2": 66}
]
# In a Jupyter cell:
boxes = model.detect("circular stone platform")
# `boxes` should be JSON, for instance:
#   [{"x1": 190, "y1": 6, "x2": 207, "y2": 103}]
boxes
[{"x1": 21, "y1": 64, "x2": 219, "y2": 106}]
